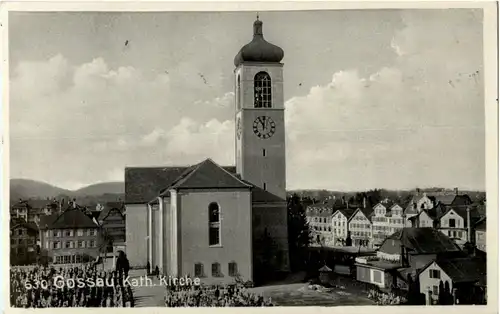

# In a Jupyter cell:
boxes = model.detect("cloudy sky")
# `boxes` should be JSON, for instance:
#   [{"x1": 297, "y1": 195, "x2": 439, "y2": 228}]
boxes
[{"x1": 9, "y1": 9, "x2": 485, "y2": 191}]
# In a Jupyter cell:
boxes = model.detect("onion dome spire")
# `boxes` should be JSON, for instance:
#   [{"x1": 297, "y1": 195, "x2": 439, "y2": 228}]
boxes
[{"x1": 234, "y1": 16, "x2": 284, "y2": 67}]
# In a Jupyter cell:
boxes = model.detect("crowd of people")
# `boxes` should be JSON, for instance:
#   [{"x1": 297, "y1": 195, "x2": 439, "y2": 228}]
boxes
[
  {"x1": 10, "y1": 263, "x2": 134, "y2": 308},
  {"x1": 165, "y1": 283, "x2": 274, "y2": 307}
]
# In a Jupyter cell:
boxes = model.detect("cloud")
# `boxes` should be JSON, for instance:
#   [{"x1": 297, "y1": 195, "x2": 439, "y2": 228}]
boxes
[{"x1": 10, "y1": 9, "x2": 485, "y2": 191}]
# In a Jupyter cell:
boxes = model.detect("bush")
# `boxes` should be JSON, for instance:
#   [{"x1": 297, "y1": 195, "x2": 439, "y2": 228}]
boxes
[{"x1": 367, "y1": 289, "x2": 407, "y2": 305}]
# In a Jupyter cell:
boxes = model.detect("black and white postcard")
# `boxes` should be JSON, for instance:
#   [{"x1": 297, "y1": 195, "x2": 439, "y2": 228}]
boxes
[{"x1": 2, "y1": 1, "x2": 498, "y2": 312}]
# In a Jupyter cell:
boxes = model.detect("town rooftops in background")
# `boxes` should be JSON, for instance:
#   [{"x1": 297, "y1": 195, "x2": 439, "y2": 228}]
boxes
[{"x1": 381, "y1": 227, "x2": 461, "y2": 255}]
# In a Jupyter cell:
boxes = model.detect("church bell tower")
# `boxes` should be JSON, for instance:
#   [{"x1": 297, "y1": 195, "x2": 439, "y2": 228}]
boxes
[{"x1": 234, "y1": 16, "x2": 286, "y2": 200}]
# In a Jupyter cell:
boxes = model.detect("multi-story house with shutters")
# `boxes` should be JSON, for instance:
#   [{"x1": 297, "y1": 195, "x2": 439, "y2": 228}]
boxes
[
  {"x1": 347, "y1": 207, "x2": 373, "y2": 247},
  {"x1": 39, "y1": 206, "x2": 102, "y2": 264},
  {"x1": 331, "y1": 207, "x2": 356, "y2": 246},
  {"x1": 10, "y1": 221, "x2": 39, "y2": 265},
  {"x1": 371, "y1": 201, "x2": 406, "y2": 247},
  {"x1": 306, "y1": 205, "x2": 334, "y2": 246},
  {"x1": 438, "y1": 205, "x2": 481, "y2": 248}
]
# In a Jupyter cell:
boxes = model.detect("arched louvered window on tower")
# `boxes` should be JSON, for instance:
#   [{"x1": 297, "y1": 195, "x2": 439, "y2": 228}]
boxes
[{"x1": 254, "y1": 72, "x2": 272, "y2": 108}]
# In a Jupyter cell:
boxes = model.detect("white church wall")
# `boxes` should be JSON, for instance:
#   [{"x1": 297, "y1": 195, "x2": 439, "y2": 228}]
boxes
[
  {"x1": 178, "y1": 189, "x2": 252, "y2": 284},
  {"x1": 125, "y1": 204, "x2": 148, "y2": 268}
]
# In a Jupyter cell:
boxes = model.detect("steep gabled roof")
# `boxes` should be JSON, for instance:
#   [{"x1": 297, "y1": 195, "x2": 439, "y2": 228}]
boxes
[
  {"x1": 348, "y1": 207, "x2": 373, "y2": 223},
  {"x1": 430, "y1": 194, "x2": 456, "y2": 206},
  {"x1": 333, "y1": 208, "x2": 356, "y2": 220},
  {"x1": 441, "y1": 205, "x2": 482, "y2": 223},
  {"x1": 125, "y1": 164, "x2": 237, "y2": 204},
  {"x1": 383, "y1": 227, "x2": 461, "y2": 254},
  {"x1": 42, "y1": 208, "x2": 97, "y2": 230},
  {"x1": 427, "y1": 203, "x2": 448, "y2": 220},
  {"x1": 431, "y1": 257, "x2": 486, "y2": 284},
  {"x1": 11, "y1": 221, "x2": 39, "y2": 232},
  {"x1": 98, "y1": 202, "x2": 125, "y2": 220},
  {"x1": 451, "y1": 195, "x2": 473, "y2": 206},
  {"x1": 169, "y1": 159, "x2": 252, "y2": 190},
  {"x1": 125, "y1": 166, "x2": 190, "y2": 204},
  {"x1": 99, "y1": 207, "x2": 125, "y2": 221}
]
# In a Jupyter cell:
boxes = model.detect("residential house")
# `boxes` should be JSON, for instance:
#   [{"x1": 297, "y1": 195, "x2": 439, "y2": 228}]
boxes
[
  {"x1": 10, "y1": 222, "x2": 39, "y2": 265},
  {"x1": 39, "y1": 207, "x2": 102, "y2": 264},
  {"x1": 306, "y1": 205, "x2": 334, "y2": 246},
  {"x1": 403, "y1": 198, "x2": 419, "y2": 224},
  {"x1": 355, "y1": 228, "x2": 464, "y2": 290},
  {"x1": 332, "y1": 207, "x2": 356, "y2": 246},
  {"x1": 11, "y1": 200, "x2": 29, "y2": 221},
  {"x1": 438, "y1": 206, "x2": 481, "y2": 247},
  {"x1": 348, "y1": 207, "x2": 373, "y2": 247},
  {"x1": 11, "y1": 199, "x2": 62, "y2": 225},
  {"x1": 415, "y1": 193, "x2": 435, "y2": 211},
  {"x1": 98, "y1": 201, "x2": 126, "y2": 253},
  {"x1": 371, "y1": 201, "x2": 406, "y2": 247},
  {"x1": 306, "y1": 197, "x2": 358, "y2": 247},
  {"x1": 475, "y1": 217, "x2": 486, "y2": 252},
  {"x1": 409, "y1": 209, "x2": 435, "y2": 228},
  {"x1": 418, "y1": 257, "x2": 486, "y2": 305}
]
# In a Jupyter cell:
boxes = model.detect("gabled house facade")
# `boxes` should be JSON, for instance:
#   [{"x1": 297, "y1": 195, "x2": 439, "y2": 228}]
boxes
[
  {"x1": 418, "y1": 257, "x2": 486, "y2": 305},
  {"x1": 306, "y1": 205, "x2": 334, "y2": 246},
  {"x1": 331, "y1": 208, "x2": 356, "y2": 246},
  {"x1": 39, "y1": 207, "x2": 102, "y2": 264},
  {"x1": 98, "y1": 202, "x2": 126, "y2": 253},
  {"x1": 10, "y1": 222, "x2": 39, "y2": 265},
  {"x1": 437, "y1": 206, "x2": 481, "y2": 248},
  {"x1": 348, "y1": 207, "x2": 373, "y2": 247},
  {"x1": 371, "y1": 201, "x2": 405, "y2": 246}
]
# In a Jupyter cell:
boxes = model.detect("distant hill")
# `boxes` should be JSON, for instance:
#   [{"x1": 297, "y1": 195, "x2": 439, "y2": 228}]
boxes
[
  {"x1": 10, "y1": 179, "x2": 71, "y2": 200},
  {"x1": 10, "y1": 179, "x2": 124, "y2": 202},
  {"x1": 74, "y1": 182, "x2": 124, "y2": 196}
]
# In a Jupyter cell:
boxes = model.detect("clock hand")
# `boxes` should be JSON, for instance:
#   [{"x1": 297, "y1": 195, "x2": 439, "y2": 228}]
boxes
[{"x1": 259, "y1": 117, "x2": 265, "y2": 129}]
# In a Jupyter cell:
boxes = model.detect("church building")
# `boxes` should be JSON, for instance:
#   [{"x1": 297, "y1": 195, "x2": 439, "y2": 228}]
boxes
[{"x1": 125, "y1": 17, "x2": 289, "y2": 285}]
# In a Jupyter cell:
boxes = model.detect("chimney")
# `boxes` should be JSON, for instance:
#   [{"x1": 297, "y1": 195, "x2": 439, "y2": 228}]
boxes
[
  {"x1": 466, "y1": 207, "x2": 471, "y2": 243},
  {"x1": 454, "y1": 187, "x2": 459, "y2": 195},
  {"x1": 346, "y1": 199, "x2": 349, "y2": 209},
  {"x1": 341, "y1": 196, "x2": 345, "y2": 205},
  {"x1": 416, "y1": 188, "x2": 421, "y2": 195},
  {"x1": 363, "y1": 197, "x2": 367, "y2": 209}
]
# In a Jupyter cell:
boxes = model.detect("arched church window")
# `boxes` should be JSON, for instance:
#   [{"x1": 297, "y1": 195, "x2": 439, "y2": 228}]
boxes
[
  {"x1": 254, "y1": 72, "x2": 272, "y2": 108},
  {"x1": 208, "y1": 202, "x2": 221, "y2": 246}
]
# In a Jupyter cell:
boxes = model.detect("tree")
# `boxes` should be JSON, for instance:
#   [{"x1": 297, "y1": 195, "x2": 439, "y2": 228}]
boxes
[{"x1": 287, "y1": 194, "x2": 312, "y2": 271}]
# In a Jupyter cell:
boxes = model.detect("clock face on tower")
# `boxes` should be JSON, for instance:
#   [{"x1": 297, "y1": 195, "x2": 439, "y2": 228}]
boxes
[{"x1": 253, "y1": 116, "x2": 276, "y2": 139}]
